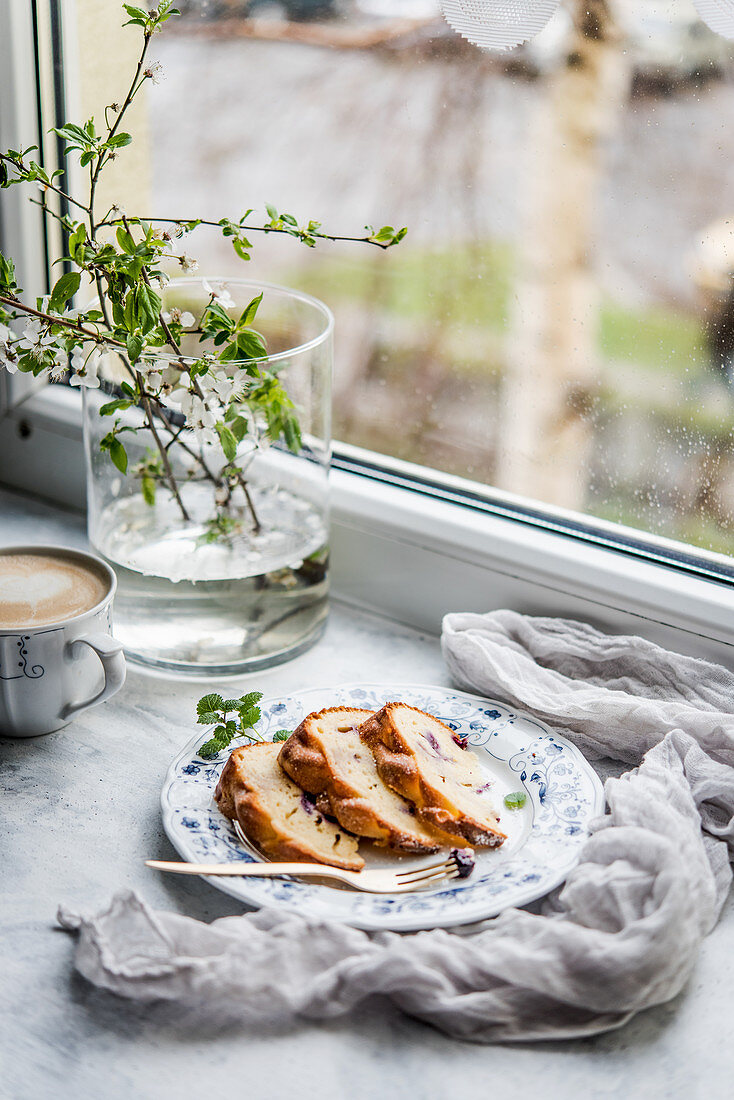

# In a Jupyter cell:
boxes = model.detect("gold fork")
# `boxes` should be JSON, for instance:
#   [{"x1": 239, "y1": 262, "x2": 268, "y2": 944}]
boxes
[{"x1": 146, "y1": 826, "x2": 468, "y2": 894}]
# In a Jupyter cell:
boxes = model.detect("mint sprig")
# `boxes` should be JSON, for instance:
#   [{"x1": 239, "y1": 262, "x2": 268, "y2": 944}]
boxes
[{"x1": 197, "y1": 691, "x2": 264, "y2": 758}]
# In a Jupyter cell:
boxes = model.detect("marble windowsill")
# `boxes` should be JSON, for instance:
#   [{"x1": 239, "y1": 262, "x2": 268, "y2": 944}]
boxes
[{"x1": 1, "y1": 484, "x2": 732, "y2": 1100}]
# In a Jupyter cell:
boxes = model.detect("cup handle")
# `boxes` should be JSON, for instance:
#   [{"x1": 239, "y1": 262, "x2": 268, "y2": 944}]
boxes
[{"x1": 61, "y1": 632, "x2": 126, "y2": 721}]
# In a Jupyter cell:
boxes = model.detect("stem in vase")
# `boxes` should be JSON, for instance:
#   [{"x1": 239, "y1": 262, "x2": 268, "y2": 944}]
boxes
[{"x1": 138, "y1": 382, "x2": 191, "y2": 522}]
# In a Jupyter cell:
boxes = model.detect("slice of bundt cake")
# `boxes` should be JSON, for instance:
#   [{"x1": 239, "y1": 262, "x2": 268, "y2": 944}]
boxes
[
  {"x1": 278, "y1": 706, "x2": 464, "y2": 851},
  {"x1": 359, "y1": 703, "x2": 506, "y2": 848},
  {"x1": 214, "y1": 741, "x2": 364, "y2": 871}
]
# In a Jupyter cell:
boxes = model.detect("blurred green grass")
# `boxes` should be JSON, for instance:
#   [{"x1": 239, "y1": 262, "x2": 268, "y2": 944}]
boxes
[
  {"x1": 294, "y1": 241, "x2": 710, "y2": 380},
  {"x1": 284, "y1": 239, "x2": 734, "y2": 555}
]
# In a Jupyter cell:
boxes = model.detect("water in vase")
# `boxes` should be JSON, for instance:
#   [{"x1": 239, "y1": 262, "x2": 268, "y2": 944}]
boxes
[{"x1": 93, "y1": 482, "x2": 328, "y2": 673}]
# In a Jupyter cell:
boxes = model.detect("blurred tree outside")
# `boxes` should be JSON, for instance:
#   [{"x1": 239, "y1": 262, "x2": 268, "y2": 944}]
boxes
[{"x1": 497, "y1": 0, "x2": 632, "y2": 510}]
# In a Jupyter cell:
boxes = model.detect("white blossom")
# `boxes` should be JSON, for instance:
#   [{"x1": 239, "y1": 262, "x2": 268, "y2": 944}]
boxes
[
  {"x1": 145, "y1": 61, "x2": 164, "y2": 84},
  {"x1": 162, "y1": 307, "x2": 196, "y2": 328},
  {"x1": 178, "y1": 253, "x2": 198, "y2": 273},
  {"x1": 159, "y1": 364, "x2": 183, "y2": 394},
  {"x1": 194, "y1": 423, "x2": 218, "y2": 448},
  {"x1": 168, "y1": 387, "x2": 219, "y2": 447},
  {"x1": 190, "y1": 404, "x2": 217, "y2": 447},
  {"x1": 70, "y1": 343, "x2": 101, "y2": 388},
  {"x1": 17, "y1": 318, "x2": 56, "y2": 359},
  {"x1": 48, "y1": 349, "x2": 68, "y2": 382},
  {"x1": 213, "y1": 374, "x2": 243, "y2": 404},
  {"x1": 168, "y1": 385, "x2": 196, "y2": 416},
  {"x1": 168, "y1": 369, "x2": 193, "y2": 404},
  {"x1": 202, "y1": 279, "x2": 235, "y2": 310},
  {"x1": 141, "y1": 357, "x2": 166, "y2": 378},
  {"x1": 0, "y1": 323, "x2": 19, "y2": 374}
]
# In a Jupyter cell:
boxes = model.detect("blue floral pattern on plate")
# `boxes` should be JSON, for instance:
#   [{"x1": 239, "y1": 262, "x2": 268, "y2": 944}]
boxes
[{"x1": 161, "y1": 683, "x2": 605, "y2": 931}]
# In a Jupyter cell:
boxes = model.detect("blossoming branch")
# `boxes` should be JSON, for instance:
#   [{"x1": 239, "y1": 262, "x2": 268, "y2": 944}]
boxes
[{"x1": 0, "y1": 1, "x2": 406, "y2": 537}]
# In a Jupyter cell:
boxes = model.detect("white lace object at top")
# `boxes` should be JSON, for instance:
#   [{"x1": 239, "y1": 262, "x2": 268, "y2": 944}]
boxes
[
  {"x1": 439, "y1": 0, "x2": 734, "y2": 51},
  {"x1": 691, "y1": 0, "x2": 734, "y2": 39},
  {"x1": 439, "y1": 0, "x2": 560, "y2": 51}
]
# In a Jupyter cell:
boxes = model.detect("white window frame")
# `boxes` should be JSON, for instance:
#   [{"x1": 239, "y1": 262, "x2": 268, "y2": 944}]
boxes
[{"x1": 3, "y1": 2, "x2": 734, "y2": 668}]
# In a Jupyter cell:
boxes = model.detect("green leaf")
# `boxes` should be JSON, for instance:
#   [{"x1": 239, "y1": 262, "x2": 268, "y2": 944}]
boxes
[
  {"x1": 503, "y1": 791, "x2": 527, "y2": 811},
  {"x1": 238, "y1": 691, "x2": 264, "y2": 711},
  {"x1": 141, "y1": 475, "x2": 156, "y2": 507},
  {"x1": 116, "y1": 227, "x2": 136, "y2": 254},
  {"x1": 265, "y1": 202, "x2": 278, "y2": 220},
  {"x1": 0, "y1": 253, "x2": 18, "y2": 294},
  {"x1": 67, "y1": 224, "x2": 86, "y2": 263},
  {"x1": 271, "y1": 730, "x2": 290, "y2": 743},
  {"x1": 216, "y1": 423, "x2": 238, "y2": 462},
  {"x1": 48, "y1": 271, "x2": 81, "y2": 312},
  {"x1": 368, "y1": 225, "x2": 407, "y2": 247},
  {"x1": 136, "y1": 283, "x2": 162, "y2": 334},
  {"x1": 126, "y1": 333, "x2": 144, "y2": 361},
  {"x1": 198, "y1": 728, "x2": 228, "y2": 759},
  {"x1": 107, "y1": 132, "x2": 132, "y2": 149},
  {"x1": 201, "y1": 300, "x2": 234, "y2": 337},
  {"x1": 122, "y1": 4, "x2": 149, "y2": 27},
  {"x1": 99, "y1": 398, "x2": 132, "y2": 416},
  {"x1": 229, "y1": 415, "x2": 248, "y2": 443},
  {"x1": 283, "y1": 416, "x2": 302, "y2": 454},
  {"x1": 109, "y1": 438, "x2": 128, "y2": 474},
  {"x1": 222, "y1": 699, "x2": 244, "y2": 711},
  {"x1": 239, "y1": 293, "x2": 262, "y2": 327},
  {"x1": 52, "y1": 123, "x2": 89, "y2": 146},
  {"x1": 239, "y1": 706, "x2": 261, "y2": 730},
  {"x1": 197, "y1": 693, "x2": 224, "y2": 717},
  {"x1": 234, "y1": 330, "x2": 267, "y2": 360},
  {"x1": 196, "y1": 710, "x2": 222, "y2": 725}
]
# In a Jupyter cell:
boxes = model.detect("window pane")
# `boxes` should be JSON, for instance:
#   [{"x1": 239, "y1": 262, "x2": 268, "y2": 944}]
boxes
[{"x1": 70, "y1": 0, "x2": 734, "y2": 559}]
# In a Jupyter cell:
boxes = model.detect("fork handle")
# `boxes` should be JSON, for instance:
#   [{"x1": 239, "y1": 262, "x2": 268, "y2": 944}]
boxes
[{"x1": 145, "y1": 859, "x2": 348, "y2": 880}]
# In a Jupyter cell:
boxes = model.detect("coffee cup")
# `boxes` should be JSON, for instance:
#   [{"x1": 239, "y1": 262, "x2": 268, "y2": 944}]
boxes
[{"x1": 0, "y1": 545, "x2": 126, "y2": 737}]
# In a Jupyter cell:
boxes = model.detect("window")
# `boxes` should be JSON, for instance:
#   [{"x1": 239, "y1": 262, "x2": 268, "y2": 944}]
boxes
[
  {"x1": 59, "y1": 0, "x2": 734, "y2": 565},
  {"x1": 3, "y1": 0, "x2": 734, "y2": 655}
]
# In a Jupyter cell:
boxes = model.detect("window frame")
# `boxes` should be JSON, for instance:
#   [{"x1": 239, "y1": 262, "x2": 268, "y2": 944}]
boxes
[{"x1": 2, "y1": 2, "x2": 734, "y2": 668}]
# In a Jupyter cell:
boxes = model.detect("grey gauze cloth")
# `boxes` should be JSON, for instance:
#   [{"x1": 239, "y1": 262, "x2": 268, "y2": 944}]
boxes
[{"x1": 58, "y1": 611, "x2": 734, "y2": 1042}]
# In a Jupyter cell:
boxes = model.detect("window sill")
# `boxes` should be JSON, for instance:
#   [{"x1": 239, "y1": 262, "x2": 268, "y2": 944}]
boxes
[{"x1": 2, "y1": 386, "x2": 734, "y2": 665}]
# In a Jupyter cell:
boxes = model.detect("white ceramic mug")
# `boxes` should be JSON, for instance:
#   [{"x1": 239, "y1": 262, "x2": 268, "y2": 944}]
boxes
[{"x1": 0, "y1": 545, "x2": 126, "y2": 737}]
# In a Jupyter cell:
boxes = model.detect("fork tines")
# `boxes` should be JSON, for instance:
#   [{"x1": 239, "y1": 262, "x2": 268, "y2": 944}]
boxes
[{"x1": 395, "y1": 857, "x2": 462, "y2": 885}]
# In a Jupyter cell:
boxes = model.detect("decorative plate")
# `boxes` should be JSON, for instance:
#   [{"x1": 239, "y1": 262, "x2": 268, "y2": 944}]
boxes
[{"x1": 161, "y1": 683, "x2": 605, "y2": 931}]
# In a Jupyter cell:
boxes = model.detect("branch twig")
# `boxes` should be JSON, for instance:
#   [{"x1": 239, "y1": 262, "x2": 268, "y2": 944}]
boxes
[
  {"x1": 0, "y1": 293, "x2": 118, "y2": 345},
  {"x1": 98, "y1": 214, "x2": 397, "y2": 250},
  {"x1": 139, "y1": 381, "x2": 191, "y2": 522}
]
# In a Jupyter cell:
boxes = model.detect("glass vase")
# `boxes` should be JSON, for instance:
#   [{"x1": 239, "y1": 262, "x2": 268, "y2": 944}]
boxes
[{"x1": 83, "y1": 279, "x2": 332, "y2": 675}]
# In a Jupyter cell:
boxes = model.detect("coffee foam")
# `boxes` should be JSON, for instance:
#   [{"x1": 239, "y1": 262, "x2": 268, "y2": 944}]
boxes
[{"x1": 0, "y1": 553, "x2": 109, "y2": 628}]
